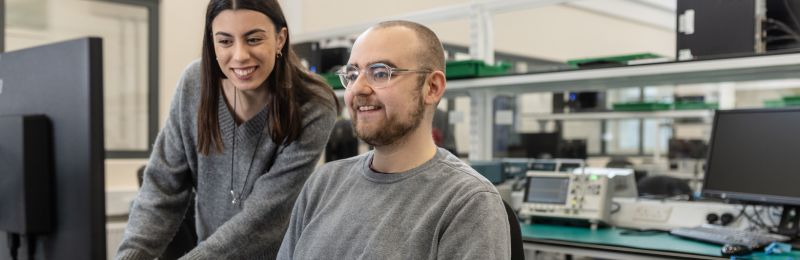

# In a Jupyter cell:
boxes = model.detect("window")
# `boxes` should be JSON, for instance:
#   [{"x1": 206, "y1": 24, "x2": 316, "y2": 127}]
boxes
[{"x1": 3, "y1": 0, "x2": 159, "y2": 158}]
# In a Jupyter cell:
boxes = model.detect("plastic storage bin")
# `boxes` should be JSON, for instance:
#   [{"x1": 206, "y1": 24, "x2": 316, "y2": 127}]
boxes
[
  {"x1": 321, "y1": 73, "x2": 343, "y2": 89},
  {"x1": 674, "y1": 101, "x2": 718, "y2": 110},
  {"x1": 612, "y1": 102, "x2": 671, "y2": 111},
  {"x1": 446, "y1": 60, "x2": 511, "y2": 79}
]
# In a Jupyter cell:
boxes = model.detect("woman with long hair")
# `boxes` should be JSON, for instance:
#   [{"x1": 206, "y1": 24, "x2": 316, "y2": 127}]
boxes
[{"x1": 116, "y1": 0, "x2": 337, "y2": 258}]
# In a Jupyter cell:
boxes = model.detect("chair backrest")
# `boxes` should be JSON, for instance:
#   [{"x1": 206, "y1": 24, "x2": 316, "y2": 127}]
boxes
[
  {"x1": 637, "y1": 175, "x2": 692, "y2": 199},
  {"x1": 503, "y1": 200, "x2": 525, "y2": 260}
]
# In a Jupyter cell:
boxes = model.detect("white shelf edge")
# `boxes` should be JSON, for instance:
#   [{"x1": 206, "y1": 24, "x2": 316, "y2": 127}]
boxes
[
  {"x1": 444, "y1": 53, "x2": 800, "y2": 96},
  {"x1": 520, "y1": 110, "x2": 714, "y2": 121}
]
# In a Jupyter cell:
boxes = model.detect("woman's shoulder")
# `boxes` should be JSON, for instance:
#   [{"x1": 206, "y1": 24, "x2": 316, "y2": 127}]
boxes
[
  {"x1": 180, "y1": 59, "x2": 203, "y2": 87},
  {"x1": 299, "y1": 80, "x2": 338, "y2": 116},
  {"x1": 174, "y1": 59, "x2": 204, "y2": 99}
]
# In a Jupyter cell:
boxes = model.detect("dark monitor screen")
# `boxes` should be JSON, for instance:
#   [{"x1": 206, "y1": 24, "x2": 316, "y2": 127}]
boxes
[
  {"x1": 0, "y1": 38, "x2": 106, "y2": 259},
  {"x1": 668, "y1": 138, "x2": 708, "y2": 159},
  {"x1": 524, "y1": 176, "x2": 570, "y2": 204},
  {"x1": 520, "y1": 132, "x2": 560, "y2": 159},
  {"x1": 703, "y1": 108, "x2": 800, "y2": 206},
  {"x1": 558, "y1": 139, "x2": 587, "y2": 159}
]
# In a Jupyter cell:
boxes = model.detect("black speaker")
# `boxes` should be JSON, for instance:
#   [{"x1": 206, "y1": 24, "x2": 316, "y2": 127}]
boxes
[
  {"x1": 292, "y1": 42, "x2": 321, "y2": 73},
  {"x1": 0, "y1": 115, "x2": 54, "y2": 235},
  {"x1": 320, "y1": 47, "x2": 350, "y2": 73},
  {"x1": 677, "y1": 0, "x2": 759, "y2": 60}
]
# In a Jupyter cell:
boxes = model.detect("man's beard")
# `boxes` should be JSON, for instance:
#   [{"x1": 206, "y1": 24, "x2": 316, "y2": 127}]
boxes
[{"x1": 352, "y1": 90, "x2": 425, "y2": 147}]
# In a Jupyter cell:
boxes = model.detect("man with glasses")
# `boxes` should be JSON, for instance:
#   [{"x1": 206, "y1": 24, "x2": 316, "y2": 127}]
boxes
[{"x1": 277, "y1": 20, "x2": 510, "y2": 259}]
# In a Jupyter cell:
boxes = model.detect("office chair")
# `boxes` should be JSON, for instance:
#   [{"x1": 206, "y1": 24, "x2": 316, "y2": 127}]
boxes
[
  {"x1": 503, "y1": 200, "x2": 525, "y2": 260},
  {"x1": 137, "y1": 166, "x2": 197, "y2": 259},
  {"x1": 324, "y1": 118, "x2": 359, "y2": 162},
  {"x1": 637, "y1": 175, "x2": 693, "y2": 200}
]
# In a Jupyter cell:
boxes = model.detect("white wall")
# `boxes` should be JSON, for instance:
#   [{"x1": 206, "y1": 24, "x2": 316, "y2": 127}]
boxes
[
  {"x1": 298, "y1": 1, "x2": 675, "y2": 62},
  {"x1": 159, "y1": 0, "x2": 210, "y2": 125}
]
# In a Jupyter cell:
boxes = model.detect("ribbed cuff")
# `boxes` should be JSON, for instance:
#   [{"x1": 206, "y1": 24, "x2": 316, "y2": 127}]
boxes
[
  {"x1": 179, "y1": 248, "x2": 205, "y2": 260},
  {"x1": 115, "y1": 250, "x2": 155, "y2": 260}
]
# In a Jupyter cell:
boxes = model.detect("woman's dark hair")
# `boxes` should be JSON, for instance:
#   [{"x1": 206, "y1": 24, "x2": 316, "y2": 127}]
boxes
[{"x1": 198, "y1": 0, "x2": 338, "y2": 155}]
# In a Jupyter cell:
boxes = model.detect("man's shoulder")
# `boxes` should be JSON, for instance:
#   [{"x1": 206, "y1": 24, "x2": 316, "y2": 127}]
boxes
[
  {"x1": 309, "y1": 154, "x2": 367, "y2": 182},
  {"x1": 430, "y1": 150, "x2": 499, "y2": 195}
]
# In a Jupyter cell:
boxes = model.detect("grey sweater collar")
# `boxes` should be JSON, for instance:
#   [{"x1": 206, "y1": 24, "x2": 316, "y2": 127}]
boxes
[
  {"x1": 361, "y1": 148, "x2": 447, "y2": 183},
  {"x1": 217, "y1": 92, "x2": 269, "y2": 143}
]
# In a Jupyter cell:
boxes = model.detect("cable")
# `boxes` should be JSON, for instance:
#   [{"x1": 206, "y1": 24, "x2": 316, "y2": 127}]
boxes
[
  {"x1": 26, "y1": 235, "x2": 36, "y2": 260},
  {"x1": 610, "y1": 202, "x2": 621, "y2": 214},
  {"x1": 736, "y1": 205, "x2": 765, "y2": 231},
  {"x1": 784, "y1": 0, "x2": 800, "y2": 32},
  {"x1": 765, "y1": 26, "x2": 800, "y2": 41},
  {"x1": 744, "y1": 205, "x2": 764, "y2": 229},
  {"x1": 752, "y1": 205, "x2": 769, "y2": 230},
  {"x1": 765, "y1": 18, "x2": 800, "y2": 42},
  {"x1": 6, "y1": 233, "x2": 19, "y2": 260},
  {"x1": 766, "y1": 36, "x2": 799, "y2": 43},
  {"x1": 765, "y1": 25, "x2": 800, "y2": 40}
]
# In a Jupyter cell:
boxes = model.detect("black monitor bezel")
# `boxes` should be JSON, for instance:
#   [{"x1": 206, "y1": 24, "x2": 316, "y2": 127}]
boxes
[
  {"x1": 0, "y1": 37, "x2": 106, "y2": 259},
  {"x1": 702, "y1": 108, "x2": 800, "y2": 206}
]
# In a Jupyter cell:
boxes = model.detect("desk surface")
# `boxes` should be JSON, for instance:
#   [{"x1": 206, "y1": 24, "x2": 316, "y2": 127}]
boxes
[{"x1": 521, "y1": 223, "x2": 800, "y2": 259}]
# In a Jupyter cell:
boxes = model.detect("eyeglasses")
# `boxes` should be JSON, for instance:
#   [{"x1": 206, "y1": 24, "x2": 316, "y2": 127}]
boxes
[{"x1": 336, "y1": 63, "x2": 431, "y2": 89}]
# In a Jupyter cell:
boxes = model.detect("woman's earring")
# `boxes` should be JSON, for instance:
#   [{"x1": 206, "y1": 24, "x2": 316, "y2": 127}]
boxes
[{"x1": 276, "y1": 52, "x2": 283, "y2": 58}]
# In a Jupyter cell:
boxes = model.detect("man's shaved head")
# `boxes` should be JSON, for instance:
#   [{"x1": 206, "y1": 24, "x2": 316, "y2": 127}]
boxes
[{"x1": 369, "y1": 20, "x2": 445, "y2": 73}]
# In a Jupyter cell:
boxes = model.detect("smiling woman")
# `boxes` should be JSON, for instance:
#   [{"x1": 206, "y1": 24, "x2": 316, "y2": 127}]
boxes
[{"x1": 115, "y1": 0, "x2": 338, "y2": 259}]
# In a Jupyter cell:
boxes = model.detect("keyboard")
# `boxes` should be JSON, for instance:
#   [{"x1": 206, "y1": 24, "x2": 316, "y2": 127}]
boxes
[{"x1": 670, "y1": 225, "x2": 791, "y2": 249}]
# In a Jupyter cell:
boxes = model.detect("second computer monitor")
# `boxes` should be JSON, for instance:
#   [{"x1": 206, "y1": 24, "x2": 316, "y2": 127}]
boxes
[
  {"x1": 703, "y1": 108, "x2": 800, "y2": 206},
  {"x1": 520, "y1": 132, "x2": 560, "y2": 159}
]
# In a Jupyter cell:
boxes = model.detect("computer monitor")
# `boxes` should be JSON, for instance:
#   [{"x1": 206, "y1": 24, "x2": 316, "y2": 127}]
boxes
[
  {"x1": 668, "y1": 138, "x2": 708, "y2": 159},
  {"x1": 557, "y1": 139, "x2": 588, "y2": 159},
  {"x1": 0, "y1": 38, "x2": 106, "y2": 259},
  {"x1": 520, "y1": 132, "x2": 560, "y2": 159},
  {"x1": 703, "y1": 108, "x2": 800, "y2": 237}
]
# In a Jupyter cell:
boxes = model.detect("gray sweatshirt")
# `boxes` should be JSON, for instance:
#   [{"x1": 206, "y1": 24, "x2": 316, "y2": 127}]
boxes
[
  {"x1": 277, "y1": 148, "x2": 511, "y2": 259},
  {"x1": 116, "y1": 60, "x2": 336, "y2": 259}
]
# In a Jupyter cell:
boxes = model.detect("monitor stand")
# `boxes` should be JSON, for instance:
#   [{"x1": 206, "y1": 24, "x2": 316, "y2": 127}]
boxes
[{"x1": 778, "y1": 206, "x2": 800, "y2": 238}]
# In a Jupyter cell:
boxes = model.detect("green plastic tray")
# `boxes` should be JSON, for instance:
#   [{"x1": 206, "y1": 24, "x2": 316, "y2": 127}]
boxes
[
  {"x1": 782, "y1": 95, "x2": 800, "y2": 103},
  {"x1": 567, "y1": 53, "x2": 662, "y2": 68},
  {"x1": 612, "y1": 102, "x2": 671, "y2": 111},
  {"x1": 674, "y1": 102, "x2": 718, "y2": 110},
  {"x1": 321, "y1": 73, "x2": 343, "y2": 89},
  {"x1": 446, "y1": 60, "x2": 510, "y2": 79},
  {"x1": 764, "y1": 99, "x2": 785, "y2": 108},
  {"x1": 766, "y1": 97, "x2": 800, "y2": 108}
]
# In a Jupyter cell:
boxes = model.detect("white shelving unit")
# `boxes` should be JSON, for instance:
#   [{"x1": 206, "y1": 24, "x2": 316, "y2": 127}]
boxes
[
  {"x1": 520, "y1": 110, "x2": 713, "y2": 121},
  {"x1": 449, "y1": 53, "x2": 800, "y2": 160}
]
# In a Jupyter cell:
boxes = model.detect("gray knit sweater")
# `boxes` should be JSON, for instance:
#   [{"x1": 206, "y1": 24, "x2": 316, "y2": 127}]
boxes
[
  {"x1": 116, "y1": 60, "x2": 336, "y2": 259},
  {"x1": 277, "y1": 148, "x2": 511, "y2": 259}
]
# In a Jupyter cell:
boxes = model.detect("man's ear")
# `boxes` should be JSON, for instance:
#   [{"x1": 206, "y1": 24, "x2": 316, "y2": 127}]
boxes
[{"x1": 424, "y1": 71, "x2": 446, "y2": 106}]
